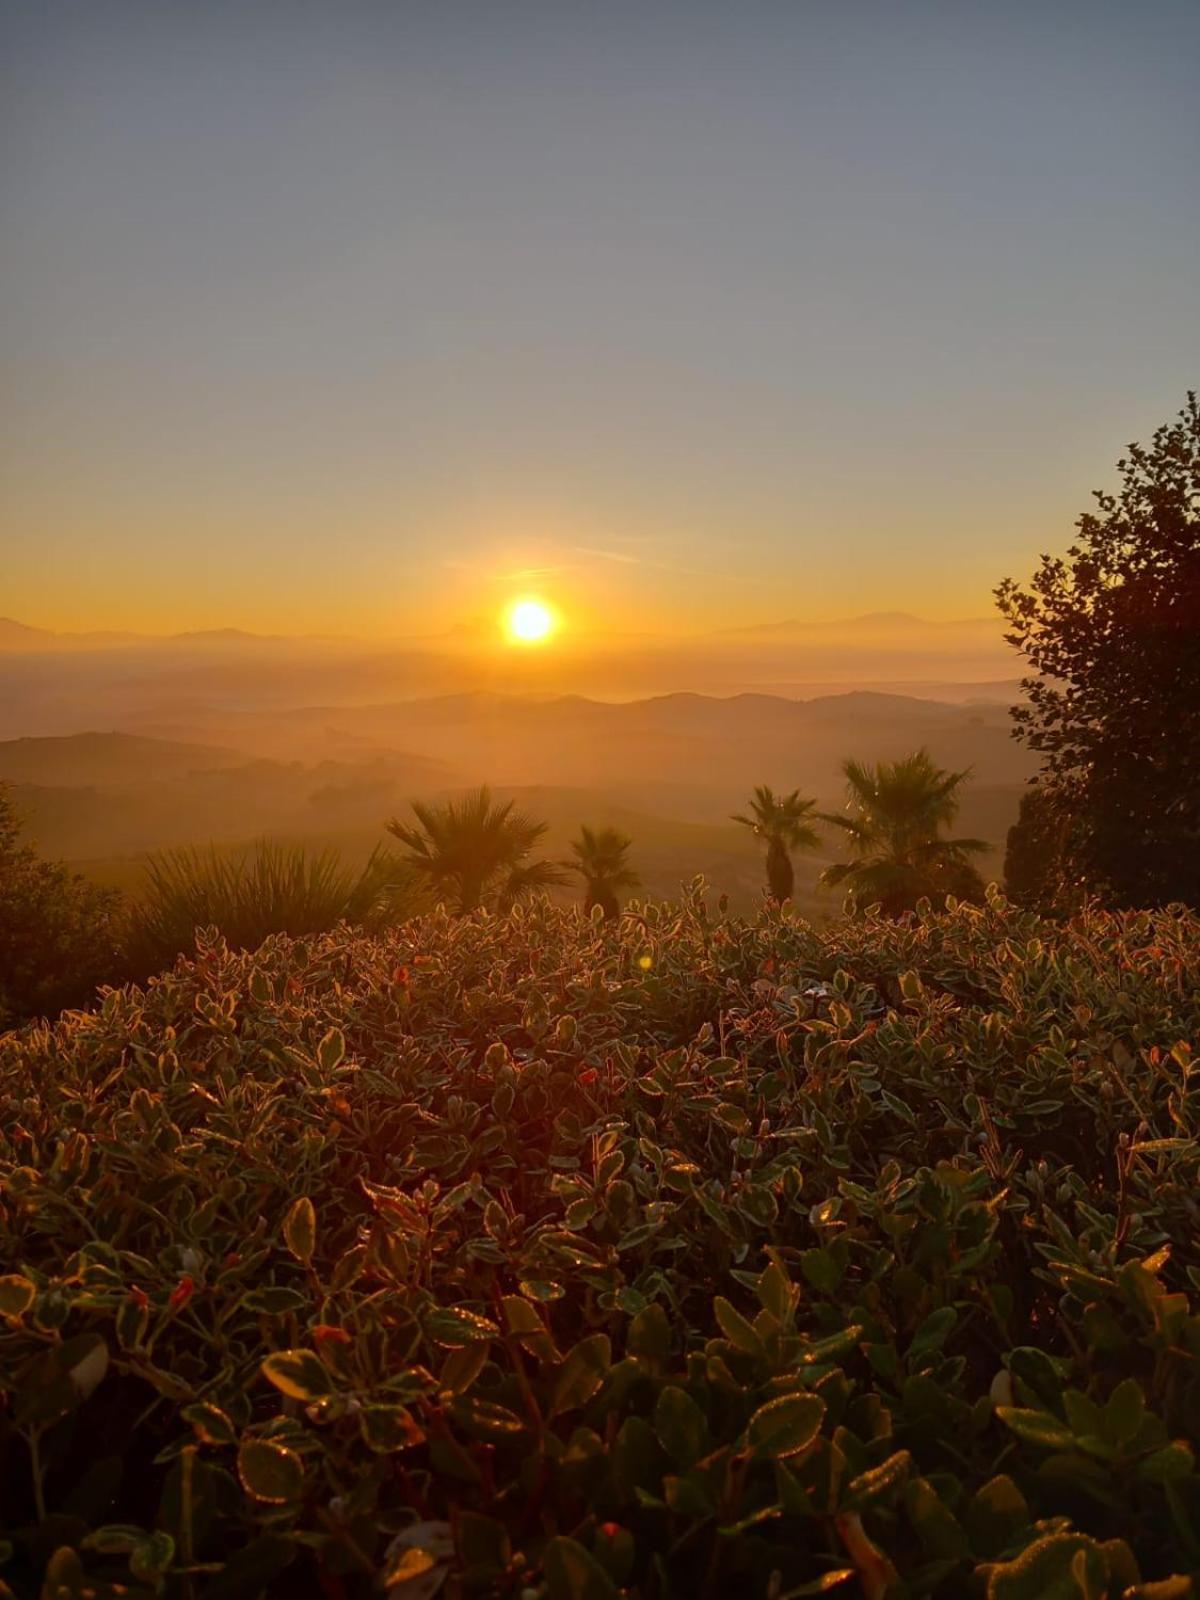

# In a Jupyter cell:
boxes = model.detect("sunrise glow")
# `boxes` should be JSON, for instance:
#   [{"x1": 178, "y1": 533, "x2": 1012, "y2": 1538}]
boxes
[{"x1": 505, "y1": 597, "x2": 556, "y2": 644}]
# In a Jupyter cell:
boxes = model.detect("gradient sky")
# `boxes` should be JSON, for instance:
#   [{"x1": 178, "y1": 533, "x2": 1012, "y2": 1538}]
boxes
[{"x1": 3, "y1": 0, "x2": 1198, "y2": 637}]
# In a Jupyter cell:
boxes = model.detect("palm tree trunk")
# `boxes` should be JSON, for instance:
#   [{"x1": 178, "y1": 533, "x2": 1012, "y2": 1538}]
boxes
[
  {"x1": 585, "y1": 887, "x2": 619, "y2": 920},
  {"x1": 766, "y1": 838, "x2": 794, "y2": 903}
]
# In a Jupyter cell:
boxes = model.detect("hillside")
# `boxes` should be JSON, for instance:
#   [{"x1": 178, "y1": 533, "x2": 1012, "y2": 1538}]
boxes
[
  {"x1": 1, "y1": 694, "x2": 1029, "y2": 911},
  {"x1": 1, "y1": 894, "x2": 1197, "y2": 1596},
  {"x1": 0, "y1": 731, "x2": 244, "y2": 787}
]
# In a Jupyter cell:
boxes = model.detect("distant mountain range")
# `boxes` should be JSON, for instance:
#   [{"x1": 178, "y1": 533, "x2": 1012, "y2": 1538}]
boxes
[
  {"x1": 0, "y1": 618, "x2": 340, "y2": 651},
  {"x1": 718, "y1": 610, "x2": 1003, "y2": 637},
  {"x1": 1, "y1": 610, "x2": 1005, "y2": 652}
]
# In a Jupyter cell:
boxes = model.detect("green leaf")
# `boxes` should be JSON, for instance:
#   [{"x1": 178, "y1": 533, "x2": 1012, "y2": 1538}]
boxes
[
  {"x1": 909, "y1": 1306, "x2": 957, "y2": 1362},
  {"x1": 613, "y1": 1415, "x2": 665, "y2": 1498},
  {"x1": 905, "y1": 1476, "x2": 969, "y2": 1559},
  {"x1": 801, "y1": 1325, "x2": 863, "y2": 1365},
  {"x1": 317, "y1": 1027, "x2": 345, "y2": 1071},
  {"x1": 130, "y1": 1532, "x2": 176, "y2": 1581},
  {"x1": 448, "y1": 1394, "x2": 527, "y2": 1438},
  {"x1": 653, "y1": 1384, "x2": 709, "y2": 1469},
  {"x1": 1138, "y1": 1442, "x2": 1195, "y2": 1482},
  {"x1": 282, "y1": 1197, "x2": 316, "y2": 1266},
  {"x1": 1104, "y1": 1377, "x2": 1145, "y2": 1447},
  {"x1": 627, "y1": 1302, "x2": 671, "y2": 1366},
  {"x1": 542, "y1": 1535, "x2": 620, "y2": 1600},
  {"x1": 986, "y1": 1531, "x2": 1106, "y2": 1600},
  {"x1": 899, "y1": 969, "x2": 924, "y2": 1000},
  {"x1": 746, "y1": 1392, "x2": 826, "y2": 1460},
  {"x1": 237, "y1": 1438, "x2": 304, "y2": 1503},
  {"x1": 424, "y1": 1306, "x2": 500, "y2": 1347},
  {"x1": 242, "y1": 1287, "x2": 308, "y2": 1315},
  {"x1": 359, "y1": 1404, "x2": 426, "y2": 1452},
  {"x1": 261, "y1": 1349, "x2": 332, "y2": 1401},
  {"x1": 82, "y1": 1526, "x2": 147, "y2": 1554},
  {"x1": 800, "y1": 1248, "x2": 843, "y2": 1295},
  {"x1": 995, "y1": 1407, "x2": 1075, "y2": 1451},
  {"x1": 964, "y1": 1474, "x2": 1029, "y2": 1558},
  {"x1": 713, "y1": 1295, "x2": 765, "y2": 1356},
  {"x1": 182, "y1": 1401, "x2": 237, "y2": 1447},
  {"x1": 845, "y1": 1449, "x2": 911, "y2": 1508},
  {"x1": 551, "y1": 1334, "x2": 611, "y2": 1416},
  {"x1": 502, "y1": 1293, "x2": 561, "y2": 1363},
  {"x1": 0, "y1": 1274, "x2": 36, "y2": 1318}
]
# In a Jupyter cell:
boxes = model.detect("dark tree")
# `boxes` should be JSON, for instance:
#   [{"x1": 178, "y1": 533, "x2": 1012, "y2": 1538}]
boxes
[
  {"x1": 1003, "y1": 788, "x2": 1077, "y2": 911},
  {"x1": 567, "y1": 825, "x2": 639, "y2": 920},
  {"x1": 996, "y1": 395, "x2": 1200, "y2": 907},
  {"x1": 820, "y1": 750, "x2": 987, "y2": 915},
  {"x1": 0, "y1": 788, "x2": 126, "y2": 1027},
  {"x1": 386, "y1": 786, "x2": 566, "y2": 913},
  {"x1": 732, "y1": 786, "x2": 821, "y2": 903}
]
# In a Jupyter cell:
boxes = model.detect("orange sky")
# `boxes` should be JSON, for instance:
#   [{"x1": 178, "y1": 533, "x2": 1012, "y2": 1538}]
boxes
[{"x1": 4, "y1": 4, "x2": 1198, "y2": 639}]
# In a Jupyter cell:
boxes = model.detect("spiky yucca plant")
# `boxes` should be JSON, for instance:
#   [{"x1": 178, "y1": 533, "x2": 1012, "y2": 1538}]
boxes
[
  {"x1": 732, "y1": 786, "x2": 821, "y2": 903},
  {"x1": 821, "y1": 748, "x2": 987, "y2": 915},
  {"x1": 128, "y1": 841, "x2": 412, "y2": 975},
  {"x1": 386, "y1": 786, "x2": 566, "y2": 914}
]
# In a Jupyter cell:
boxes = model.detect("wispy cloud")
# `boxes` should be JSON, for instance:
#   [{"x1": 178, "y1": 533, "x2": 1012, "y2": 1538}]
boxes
[{"x1": 572, "y1": 545, "x2": 642, "y2": 566}]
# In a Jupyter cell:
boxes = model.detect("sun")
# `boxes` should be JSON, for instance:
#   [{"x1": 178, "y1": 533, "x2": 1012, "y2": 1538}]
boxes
[{"x1": 504, "y1": 596, "x2": 556, "y2": 645}]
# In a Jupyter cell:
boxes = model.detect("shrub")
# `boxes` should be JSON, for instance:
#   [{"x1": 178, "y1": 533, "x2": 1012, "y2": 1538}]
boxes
[
  {"x1": 125, "y1": 840, "x2": 420, "y2": 977},
  {"x1": 0, "y1": 788, "x2": 126, "y2": 1029},
  {"x1": 2, "y1": 887, "x2": 1199, "y2": 1596}
]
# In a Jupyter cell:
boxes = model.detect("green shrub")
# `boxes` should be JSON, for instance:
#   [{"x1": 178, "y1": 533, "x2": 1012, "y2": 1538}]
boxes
[
  {"x1": 125, "y1": 840, "x2": 420, "y2": 977},
  {"x1": 2, "y1": 886, "x2": 1199, "y2": 1597},
  {"x1": 0, "y1": 788, "x2": 126, "y2": 1029}
]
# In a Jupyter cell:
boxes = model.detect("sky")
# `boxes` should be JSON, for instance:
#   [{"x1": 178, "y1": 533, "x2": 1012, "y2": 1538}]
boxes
[{"x1": 2, "y1": 0, "x2": 1198, "y2": 638}]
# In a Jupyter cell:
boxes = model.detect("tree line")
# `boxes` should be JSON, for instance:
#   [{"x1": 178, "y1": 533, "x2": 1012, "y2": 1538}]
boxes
[{"x1": 0, "y1": 747, "x2": 980, "y2": 1027}]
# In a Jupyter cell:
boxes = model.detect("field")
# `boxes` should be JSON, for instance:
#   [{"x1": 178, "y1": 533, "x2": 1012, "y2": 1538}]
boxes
[{"x1": 2, "y1": 889, "x2": 1198, "y2": 1597}]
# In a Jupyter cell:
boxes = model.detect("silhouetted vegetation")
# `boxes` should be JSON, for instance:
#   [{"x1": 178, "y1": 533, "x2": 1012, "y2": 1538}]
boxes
[
  {"x1": 126, "y1": 840, "x2": 411, "y2": 977},
  {"x1": 386, "y1": 785, "x2": 568, "y2": 913},
  {"x1": 732, "y1": 785, "x2": 821, "y2": 902},
  {"x1": 1003, "y1": 786, "x2": 1080, "y2": 911},
  {"x1": 998, "y1": 393, "x2": 1200, "y2": 909},
  {"x1": 567, "y1": 824, "x2": 639, "y2": 919},
  {"x1": 821, "y1": 749, "x2": 987, "y2": 914},
  {"x1": 0, "y1": 787, "x2": 125, "y2": 1027}
]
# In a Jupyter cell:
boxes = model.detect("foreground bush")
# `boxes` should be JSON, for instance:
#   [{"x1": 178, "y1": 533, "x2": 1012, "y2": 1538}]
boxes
[
  {"x1": 0, "y1": 789, "x2": 125, "y2": 1029},
  {"x1": 1, "y1": 887, "x2": 1199, "y2": 1598}
]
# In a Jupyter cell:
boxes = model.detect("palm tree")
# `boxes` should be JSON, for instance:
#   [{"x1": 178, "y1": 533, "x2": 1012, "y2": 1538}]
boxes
[
  {"x1": 820, "y1": 749, "x2": 987, "y2": 915},
  {"x1": 567, "y1": 825, "x2": 639, "y2": 920},
  {"x1": 732, "y1": 786, "x2": 822, "y2": 903},
  {"x1": 385, "y1": 787, "x2": 567, "y2": 913}
]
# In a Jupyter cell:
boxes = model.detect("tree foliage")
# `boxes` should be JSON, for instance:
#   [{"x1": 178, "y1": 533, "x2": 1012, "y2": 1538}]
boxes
[
  {"x1": 0, "y1": 787, "x2": 125, "y2": 1027},
  {"x1": 567, "y1": 824, "x2": 639, "y2": 919},
  {"x1": 997, "y1": 393, "x2": 1200, "y2": 907},
  {"x1": 731, "y1": 785, "x2": 821, "y2": 902},
  {"x1": 386, "y1": 785, "x2": 567, "y2": 913},
  {"x1": 821, "y1": 749, "x2": 987, "y2": 915}
]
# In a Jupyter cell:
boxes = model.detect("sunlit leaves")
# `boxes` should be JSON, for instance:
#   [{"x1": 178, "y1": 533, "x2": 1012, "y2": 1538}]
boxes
[
  {"x1": 746, "y1": 1393, "x2": 826, "y2": 1460},
  {"x1": 237, "y1": 1438, "x2": 304, "y2": 1502},
  {"x1": 282, "y1": 1196, "x2": 316, "y2": 1266},
  {"x1": 5, "y1": 888, "x2": 1200, "y2": 1596}
]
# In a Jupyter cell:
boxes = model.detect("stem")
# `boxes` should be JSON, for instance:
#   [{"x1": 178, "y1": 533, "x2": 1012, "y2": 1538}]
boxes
[{"x1": 29, "y1": 1427, "x2": 47, "y2": 1522}]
